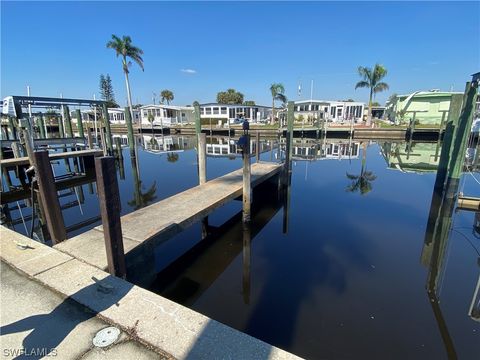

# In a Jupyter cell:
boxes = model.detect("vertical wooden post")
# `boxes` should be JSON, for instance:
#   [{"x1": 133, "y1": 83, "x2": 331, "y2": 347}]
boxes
[
  {"x1": 198, "y1": 133, "x2": 207, "y2": 185},
  {"x1": 242, "y1": 221, "x2": 251, "y2": 304},
  {"x1": 124, "y1": 107, "x2": 135, "y2": 152},
  {"x1": 33, "y1": 151, "x2": 67, "y2": 244},
  {"x1": 102, "y1": 104, "x2": 113, "y2": 154},
  {"x1": 194, "y1": 102, "x2": 201, "y2": 135},
  {"x1": 8, "y1": 116, "x2": 17, "y2": 140},
  {"x1": 115, "y1": 137, "x2": 124, "y2": 161},
  {"x1": 75, "y1": 109, "x2": 85, "y2": 138},
  {"x1": 95, "y1": 156, "x2": 126, "y2": 278},
  {"x1": 86, "y1": 126, "x2": 93, "y2": 149},
  {"x1": 256, "y1": 131, "x2": 260, "y2": 163},
  {"x1": 22, "y1": 129, "x2": 35, "y2": 166},
  {"x1": 445, "y1": 81, "x2": 478, "y2": 190},
  {"x1": 38, "y1": 114, "x2": 46, "y2": 138},
  {"x1": 64, "y1": 105, "x2": 73, "y2": 138},
  {"x1": 242, "y1": 135, "x2": 251, "y2": 223}
]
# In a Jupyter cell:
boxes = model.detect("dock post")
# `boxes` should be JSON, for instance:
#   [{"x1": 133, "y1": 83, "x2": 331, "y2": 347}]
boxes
[
  {"x1": 8, "y1": 116, "x2": 17, "y2": 140},
  {"x1": 194, "y1": 102, "x2": 201, "y2": 136},
  {"x1": 58, "y1": 112, "x2": 65, "y2": 138},
  {"x1": 33, "y1": 151, "x2": 67, "y2": 244},
  {"x1": 64, "y1": 105, "x2": 74, "y2": 138},
  {"x1": 256, "y1": 131, "x2": 260, "y2": 162},
  {"x1": 444, "y1": 81, "x2": 478, "y2": 196},
  {"x1": 38, "y1": 114, "x2": 46, "y2": 138},
  {"x1": 242, "y1": 134, "x2": 251, "y2": 223},
  {"x1": 242, "y1": 221, "x2": 251, "y2": 304},
  {"x1": 198, "y1": 133, "x2": 207, "y2": 185},
  {"x1": 75, "y1": 109, "x2": 85, "y2": 138},
  {"x1": 95, "y1": 156, "x2": 126, "y2": 278},
  {"x1": 102, "y1": 104, "x2": 113, "y2": 154},
  {"x1": 124, "y1": 107, "x2": 136, "y2": 152},
  {"x1": 115, "y1": 137, "x2": 124, "y2": 161},
  {"x1": 86, "y1": 126, "x2": 93, "y2": 149}
]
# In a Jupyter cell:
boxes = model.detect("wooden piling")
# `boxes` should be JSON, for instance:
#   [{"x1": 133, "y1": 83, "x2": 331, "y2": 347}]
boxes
[
  {"x1": 242, "y1": 135, "x2": 251, "y2": 223},
  {"x1": 8, "y1": 116, "x2": 17, "y2": 140},
  {"x1": 102, "y1": 104, "x2": 113, "y2": 154},
  {"x1": 64, "y1": 105, "x2": 73, "y2": 138},
  {"x1": 124, "y1": 107, "x2": 135, "y2": 152},
  {"x1": 194, "y1": 102, "x2": 201, "y2": 135},
  {"x1": 33, "y1": 151, "x2": 67, "y2": 244},
  {"x1": 86, "y1": 126, "x2": 93, "y2": 149},
  {"x1": 256, "y1": 131, "x2": 260, "y2": 163},
  {"x1": 198, "y1": 133, "x2": 207, "y2": 185},
  {"x1": 38, "y1": 114, "x2": 46, "y2": 138},
  {"x1": 75, "y1": 109, "x2": 85, "y2": 138},
  {"x1": 115, "y1": 137, "x2": 124, "y2": 161},
  {"x1": 95, "y1": 156, "x2": 126, "y2": 278}
]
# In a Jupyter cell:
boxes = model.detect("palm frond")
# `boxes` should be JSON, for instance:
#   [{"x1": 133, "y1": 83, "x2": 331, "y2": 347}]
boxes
[
  {"x1": 355, "y1": 80, "x2": 370, "y2": 90},
  {"x1": 373, "y1": 82, "x2": 389, "y2": 93}
]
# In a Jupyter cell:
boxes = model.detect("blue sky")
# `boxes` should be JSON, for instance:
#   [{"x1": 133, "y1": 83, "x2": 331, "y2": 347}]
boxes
[{"x1": 1, "y1": 1, "x2": 479, "y2": 106}]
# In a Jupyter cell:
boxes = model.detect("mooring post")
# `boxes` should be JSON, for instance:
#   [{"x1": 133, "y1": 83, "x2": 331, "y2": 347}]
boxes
[
  {"x1": 99, "y1": 119, "x2": 107, "y2": 156},
  {"x1": 75, "y1": 109, "x2": 85, "y2": 138},
  {"x1": 8, "y1": 116, "x2": 17, "y2": 140},
  {"x1": 242, "y1": 221, "x2": 251, "y2": 304},
  {"x1": 198, "y1": 133, "x2": 207, "y2": 185},
  {"x1": 115, "y1": 137, "x2": 124, "y2": 162},
  {"x1": 242, "y1": 134, "x2": 251, "y2": 223},
  {"x1": 86, "y1": 126, "x2": 93, "y2": 149},
  {"x1": 194, "y1": 102, "x2": 201, "y2": 136},
  {"x1": 33, "y1": 151, "x2": 67, "y2": 244},
  {"x1": 124, "y1": 107, "x2": 136, "y2": 152},
  {"x1": 102, "y1": 104, "x2": 113, "y2": 154},
  {"x1": 22, "y1": 129, "x2": 35, "y2": 166},
  {"x1": 444, "y1": 81, "x2": 478, "y2": 196},
  {"x1": 256, "y1": 131, "x2": 260, "y2": 162},
  {"x1": 95, "y1": 156, "x2": 126, "y2": 278},
  {"x1": 38, "y1": 114, "x2": 46, "y2": 138},
  {"x1": 64, "y1": 105, "x2": 73, "y2": 138}
]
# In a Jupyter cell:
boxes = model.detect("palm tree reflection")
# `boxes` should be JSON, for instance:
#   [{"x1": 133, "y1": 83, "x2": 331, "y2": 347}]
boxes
[{"x1": 346, "y1": 143, "x2": 376, "y2": 195}]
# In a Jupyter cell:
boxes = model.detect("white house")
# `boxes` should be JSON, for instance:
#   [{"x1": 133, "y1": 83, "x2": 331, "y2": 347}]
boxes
[
  {"x1": 200, "y1": 103, "x2": 272, "y2": 124},
  {"x1": 75, "y1": 108, "x2": 141, "y2": 124},
  {"x1": 294, "y1": 100, "x2": 365, "y2": 123},
  {"x1": 140, "y1": 105, "x2": 194, "y2": 127}
]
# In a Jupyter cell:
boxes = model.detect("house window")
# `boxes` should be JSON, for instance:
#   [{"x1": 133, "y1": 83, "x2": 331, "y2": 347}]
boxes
[
  {"x1": 221, "y1": 107, "x2": 227, "y2": 115},
  {"x1": 337, "y1": 108, "x2": 342, "y2": 117},
  {"x1": 206, "y1": 107, "x2": 212, "y2": 115},
  {"x1": 331, "y1": 107, "x2": 336, "y2": 117},
  {"x1": 213, "y1": 107, "x2": 219, "y2": 115},
  {"x1": 229, "y1": 108, "x2": 235, "y2": 118}
]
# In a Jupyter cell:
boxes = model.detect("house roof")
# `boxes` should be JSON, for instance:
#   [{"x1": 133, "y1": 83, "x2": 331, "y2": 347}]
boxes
[
  {"x1": 140, "y1": 104, "x2": 193, "y2": 111},
  {"x1": 294, "y1": 99, "x2": 365, "y2": 106},
  {"x1": 397, "y1": 91, "x2": 463, "y2": 99},
  {"x1": 200, "y1": 103, "x2": 270, "y2": 109}
]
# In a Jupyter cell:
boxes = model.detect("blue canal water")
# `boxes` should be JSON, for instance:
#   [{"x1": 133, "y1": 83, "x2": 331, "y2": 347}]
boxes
[{"x1": 2, "y1": 134, "x2": 479, "y2": 359}]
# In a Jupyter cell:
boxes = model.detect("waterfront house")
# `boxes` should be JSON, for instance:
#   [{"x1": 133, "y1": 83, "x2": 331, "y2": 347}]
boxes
[
  {"x1": 387, "y1": 90, "x2": 463, "y2": 125},
  {"x1": 200, "y1": 103, "x2": 272, "y2": 126},
  {"x1": 140, "y1": 105, "x2": 194, "y2": 127},
  {"x1": 294, "y1": 100, "x2": 365, "y2": 123},
  {"x1": 75, "y1": 108, "x2": 141, "y2": 124}
]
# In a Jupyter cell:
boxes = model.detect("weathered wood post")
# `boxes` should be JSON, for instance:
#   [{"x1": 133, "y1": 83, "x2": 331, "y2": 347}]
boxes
[
  {"x1": 256, "y1": 131, "x2": 260, "y2": 162},
  {"x1": 242, "y1": 221, "x2": 251, "y2": 304},
  {"x1": 115, "y1": 137, "x2": 124, "y2": 161},
  {"x1": 124, "y1": 107, "x2": 136, "y2": 152},
  {"x1": 64, "y1": 105, "x2": 74, "y2": 138},
  {"x1": 95, "y1": 156, "x2": 126, "y2": 278},
  {"x1": 198, "y1": 133, "x2": 207, "y2": 185},
  {"x1": 33, "y1": 151, "x2": 67, "y2": 244},
  {"x1": 37, "y1": 114, "x2": 46, "y2": 138},
  {"x1": 8, "y1": 116, "x2": 17, "y2": 140},
  {"x1": 194, "y1": 102, "x2": 201, "y2": 136},
  {"x1": 75, "y1": 109, "x2": 85, "y2": 138},
  {"x1": 444, "y1": 81, "x2": 478, "y2": 196},
  {"x1": 102, "y1": 104, "x2": 113, "y2": 154},
  {"x1": 86, "y1": 126, "x2": 93, "y2": 149},
  {"x1": 242, "y1": 134, "x2": 251, "y2": 223}
]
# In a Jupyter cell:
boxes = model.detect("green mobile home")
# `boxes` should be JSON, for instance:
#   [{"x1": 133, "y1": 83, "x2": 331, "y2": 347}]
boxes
[{"x1": 388, "y1": 90, "x2": 463, "y2": 125}]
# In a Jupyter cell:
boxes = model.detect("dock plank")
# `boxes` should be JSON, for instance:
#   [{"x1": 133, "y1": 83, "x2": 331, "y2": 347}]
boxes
[
  {"x1": 0, "y1": 149, "x2": 102, "y2": 167},
  {"x1": 55, "y1": 162, "x2": 282, "y2": 270}
]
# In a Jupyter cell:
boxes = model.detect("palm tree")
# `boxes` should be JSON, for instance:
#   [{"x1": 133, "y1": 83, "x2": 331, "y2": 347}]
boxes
[
  {"x1": 270, "y1": 83, "x2": 287, "y2": 125},
  {"x1": 355, "y1": 64, "x2": 389, "y2": 125},
  {"x1": 346, "y1": 143, "x2": 376, "y2": 195},
  {"x1": 160, "y1": 90, "x2": 174, "y2": 105},
  {"x1": 106, "y1": 34, "x2": 144, "y2": 120}
]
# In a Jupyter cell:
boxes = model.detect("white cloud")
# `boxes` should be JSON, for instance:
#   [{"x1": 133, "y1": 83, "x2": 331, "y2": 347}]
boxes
[{"x1": 180, "y1": 68, "x2": 197, "y2": 74}]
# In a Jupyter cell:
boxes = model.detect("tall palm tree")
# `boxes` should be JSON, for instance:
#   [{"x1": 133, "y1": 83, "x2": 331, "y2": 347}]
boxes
[
  {"x1": 106, "y1": 34, "x2": 144, "y2": 120},
  {"x1": 160, "y1": 89, "x2": 174, "y2": 105},
  {"x1": 355, "y1": 64, "x2": 389, "y2": 125},
  {"x1": 270, "y1": 83, "x2": 287, "y2": 125},
  {"x1": 346, "y1": 143, "x2": 376, "y2": 195}
]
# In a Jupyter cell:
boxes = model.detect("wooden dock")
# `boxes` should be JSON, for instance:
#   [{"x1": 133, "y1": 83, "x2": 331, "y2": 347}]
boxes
[
  {"x1": 55, "y1": 162, "x2": 282, "y2": 270},
  {"x1": 0, "y1": 149, "x2": 102, "y2": 167}
]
